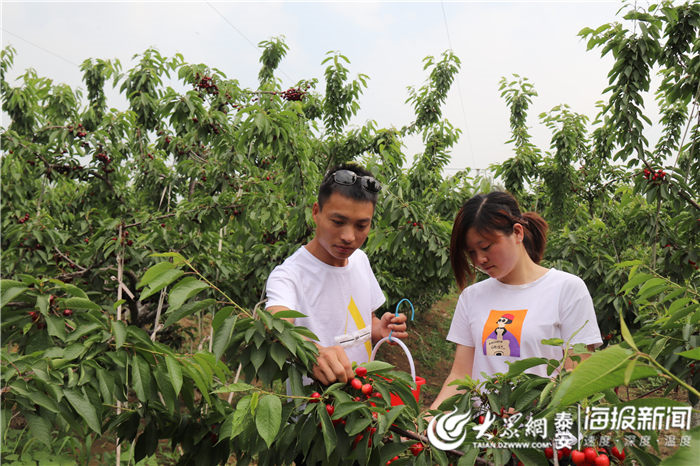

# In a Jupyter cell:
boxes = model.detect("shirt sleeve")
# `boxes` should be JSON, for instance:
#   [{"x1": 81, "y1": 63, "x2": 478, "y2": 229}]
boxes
[
  {"x1": 359, "y1": 251, "x2": 385, "y2": 312},
  {"x1": 369, "y1": 268, "x2": 386, "y2": 312},
  {"x1": 559, "y1": 275, "x2": 603, "y2": 348},
  {"x1": 265, "y1": 265, "x2": 299, "y2": 311},
  {"x1": 446, "y1": 289, "x2": 475, "y2": 347}
]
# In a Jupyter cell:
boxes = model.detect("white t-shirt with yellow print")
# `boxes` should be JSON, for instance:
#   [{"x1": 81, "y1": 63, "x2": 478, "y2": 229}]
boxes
[{"x1": 265, "y1": 246, "x2": 386, "y2": 365}]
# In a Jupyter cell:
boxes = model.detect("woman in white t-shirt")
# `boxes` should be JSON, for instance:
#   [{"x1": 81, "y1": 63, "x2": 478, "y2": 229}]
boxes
[{"x1": 430, "y1": 191, "x2": 602, "y2": 409}]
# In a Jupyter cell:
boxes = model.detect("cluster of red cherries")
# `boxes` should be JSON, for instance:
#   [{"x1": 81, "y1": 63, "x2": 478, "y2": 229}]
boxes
[{"x1": 642, "y1": 167, "x2": 667, "y2": 183}]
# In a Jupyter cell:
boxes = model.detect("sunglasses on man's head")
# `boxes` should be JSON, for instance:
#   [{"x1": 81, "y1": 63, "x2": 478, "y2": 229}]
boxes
[{"x1": 331, "y1": 169, "x2": 382, "y2": 193}]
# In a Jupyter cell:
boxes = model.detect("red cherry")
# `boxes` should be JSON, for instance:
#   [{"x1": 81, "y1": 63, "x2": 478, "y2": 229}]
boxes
[
  {"x1": 325, "y1": 404, "x2": 334, "y2": 416},
  {"x1": 560, "y1": 447, "x2": 571, "y2": 458},
  {"x1": 611, "y1": 446, "x2": 625, "y2": 461},
  {"x1": 310, "y1": 392, "x2": 321, "y2": 402},
  {"x1": 361, "y1": 383, "x2": 373, "y2": 395},
  {"x1": 571, "y1": 450, "x2": 586, "y2": 465},
  {"x1": 350, "y1": 378, "x2": 363, "y2": 390},
  {"x1": 583, "y1": 447, "x2": 597, "y2": 463},
  {"x1": 544, "y1": 447, "x2": 553, "y2": 459},
  {"x1": 478, "y1": 415, "x2": 485, "y2": 424},
  {"x1": 352, "y1": 434, "x2": 363, "y2": 449},
  {"x1": 594, "y1": 454, "x2": 610, "y2": 466},
  {"x1": 355, "y1": 366, "x2": 367, "y2": 377},
  {"x1": 372, "y1": 392, "x2": 381, "y2": 398},
  {"x1": 410, "y1": 443, "x2": 424, "y2": 456},
  {"x1": 62, "y1": 309, "x2": 73, "y2": 317}
]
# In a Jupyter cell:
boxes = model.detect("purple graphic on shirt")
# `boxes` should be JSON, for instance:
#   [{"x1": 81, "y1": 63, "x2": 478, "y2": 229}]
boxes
[{"x1": 482, "y1": 313, "x2": 521, "y2": 357}]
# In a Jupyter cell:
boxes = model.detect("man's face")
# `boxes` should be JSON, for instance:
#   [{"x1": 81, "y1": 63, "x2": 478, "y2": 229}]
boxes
[{"x1": 310, "y1": 192, "x2": 375, "y2": 267}]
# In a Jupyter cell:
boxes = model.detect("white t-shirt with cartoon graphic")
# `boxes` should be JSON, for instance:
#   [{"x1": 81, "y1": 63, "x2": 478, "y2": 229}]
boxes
[
  {"x1": 265, "y1": 246, "x2": 386, "y2": 365},
  {"x1": 446, "y1": 268, "x2": 602, "y2": 382}
]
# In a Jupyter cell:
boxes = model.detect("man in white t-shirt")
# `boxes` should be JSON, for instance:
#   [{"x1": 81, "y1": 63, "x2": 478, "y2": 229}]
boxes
[{"x1": 265, "y1": 163, "x2": 408, "y2": 385}]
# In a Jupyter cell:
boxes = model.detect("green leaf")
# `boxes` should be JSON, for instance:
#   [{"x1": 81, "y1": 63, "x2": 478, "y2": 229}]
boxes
[
  {"x1": 623, "y1": 357, "x2": 637, "y2": 386},
  {"x1": 619, "y1": 314, "x2": 638, "y2": 351},
  {"x1": 163, "y1": 298, "x2": 216, "y2": 328},
  {"x1": 137, "y1": 261, "x2": 175, "y2": 289},
  {"x1": 165, "y1": 354, "x2": 183, "y2": 396},
  {"x1": 182, "y1": 361, "x2": 211, "y2": 404},
  {"x1": 0, "y1": 280, "x2": 28, "y2": 306},
  {"x1": 272, "y1": 310, "x2": 307, "y2": 319},
  {"x1": 25, "y1": 413, "x2": 52, "y2": 447},
  {"x1": 212, "y1": 306, "x2": 234, "y2": 331},
  {"x1": 131, "y1": 354, "x2": 152, "y2": 401},
  {"x1": 660, "y1": 426, "x2": 700, "y2": 465},
  {"x1": 506, "y1": 358, "x2": 548, "y2": 377},
  {"x1": 621, "y1": 272, "x2": 654, "y2": 294},
  {"x1": 48, "y1": 280, "x2": 88, "y2": 298},
  {"x1": 29, "y1": 390, "x2": 60, "y2": 413},
  {"x1": 150, "y1": 252, "x2": 186, "y2": 264},
  {"x1": 362, "y1": 361, "x2": 394, "y2": 373},
  {"x1": 168, "y1": 277, "x2": 210, "y2": 312},
  {"x1": 550, "y1": 345, "x2": 657, "y2": 408},
  {"x1": 46, "y1": 315, "x2": 67, "y2": 341},
  {"x1": 63, "y1": 388, "x2": 101, "y2": 433},
  {"x1": 269, "y1": 342, "x2": 288, "y2": 370},
  {"x1": 212, "y1": 314, "x2": 238, "y2": 360},
  {"x1": 63, "y1": 297, "x2": 101, "y2": 310},
  {"x1": 317, "y1": 401, "x2": 336, "y2": 458},
  {"x1": 255, "y1": 395, "x2": 282, "y2": 447},
  {"x1": 676, "y1": 348, "x2": 700, "y2": 360},
  {"x1": 333, "y1": 402, "x2": 369, "y2": 419},
  {"x1": 637, "y1": 277, "x2": 668, "y2": 300},
  {"x1": 221, "y1": 396, "x2": 251, "y2": 440},
  {"x1": 112, "y1": 320, "x2": 126, "y2": 349},
  {"x1": 541, "y1": 338, "x2": 564, "y2": 346},
  {"x1": 213, "y1": 382, "x2": 255, "y2": 394},
  {"x1": 140, "y1": 269, "x2": 184, "y2": 301}
]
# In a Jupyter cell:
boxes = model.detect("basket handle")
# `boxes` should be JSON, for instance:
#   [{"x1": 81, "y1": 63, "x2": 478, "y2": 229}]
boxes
[
  {"x1": 370, "y1": 336, "x2": 416, "y2": 383},
  {"x1": 388, "y1": 298, "x2": 415, "y2": 341}
]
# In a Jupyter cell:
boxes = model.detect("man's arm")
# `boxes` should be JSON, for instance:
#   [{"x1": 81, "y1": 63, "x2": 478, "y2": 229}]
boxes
[{"x1": 267, "y1": 305, "x2": 354, "y2": 385}]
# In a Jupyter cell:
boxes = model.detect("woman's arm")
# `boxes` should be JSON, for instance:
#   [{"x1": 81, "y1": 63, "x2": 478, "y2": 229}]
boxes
[
  {"x1": 429, "y1": 345, "x2": 475, "y2": 410},
  {"x1": 563, "y1": 344, "x2": 597, "y2": 371}
]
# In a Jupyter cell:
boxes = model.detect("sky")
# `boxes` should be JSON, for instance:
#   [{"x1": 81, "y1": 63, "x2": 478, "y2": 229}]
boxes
[{"x1": 1, "y1": 1, "x2": 645, "y2": 173}]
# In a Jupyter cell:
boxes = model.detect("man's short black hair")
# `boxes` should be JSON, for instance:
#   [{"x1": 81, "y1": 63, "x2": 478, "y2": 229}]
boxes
[{"x1": 318, "y1": 163, "x2": 379, "y2": 209}]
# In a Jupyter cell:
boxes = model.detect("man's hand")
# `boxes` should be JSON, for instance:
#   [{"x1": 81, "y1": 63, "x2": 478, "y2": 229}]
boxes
[
  {"x1": 373, "y1": 312, "x2": 408, "y2": 342},
  {"x1": 312, "y1": 344, "x2": 354, "y2": 385}
]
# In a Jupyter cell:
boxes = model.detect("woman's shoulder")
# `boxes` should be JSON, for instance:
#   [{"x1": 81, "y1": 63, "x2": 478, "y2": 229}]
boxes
[
  {"x1": 462, "y1": 277, "x2": 499, "y2": 297},
  {"x1": 546, "y1": 268, "x2": 586, "y2": 285},
  {"x1": 545, "y1": 268, "x2": 590, "y2": 294}
]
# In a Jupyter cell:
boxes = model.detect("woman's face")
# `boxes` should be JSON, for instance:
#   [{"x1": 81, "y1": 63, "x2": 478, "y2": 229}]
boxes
[{"x1": 466, "y1": 225, "x2": 523, "y2": 283}]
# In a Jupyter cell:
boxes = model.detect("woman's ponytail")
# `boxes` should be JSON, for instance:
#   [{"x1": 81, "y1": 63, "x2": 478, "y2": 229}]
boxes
[{"x1": 521, "y1": 211, "x2": 548, "y2": 264}]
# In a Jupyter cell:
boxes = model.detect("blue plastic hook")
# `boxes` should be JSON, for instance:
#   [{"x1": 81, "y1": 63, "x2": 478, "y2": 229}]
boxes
[{"x1": 388, "y1": 298, "x2": 415, "y2": 341}]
